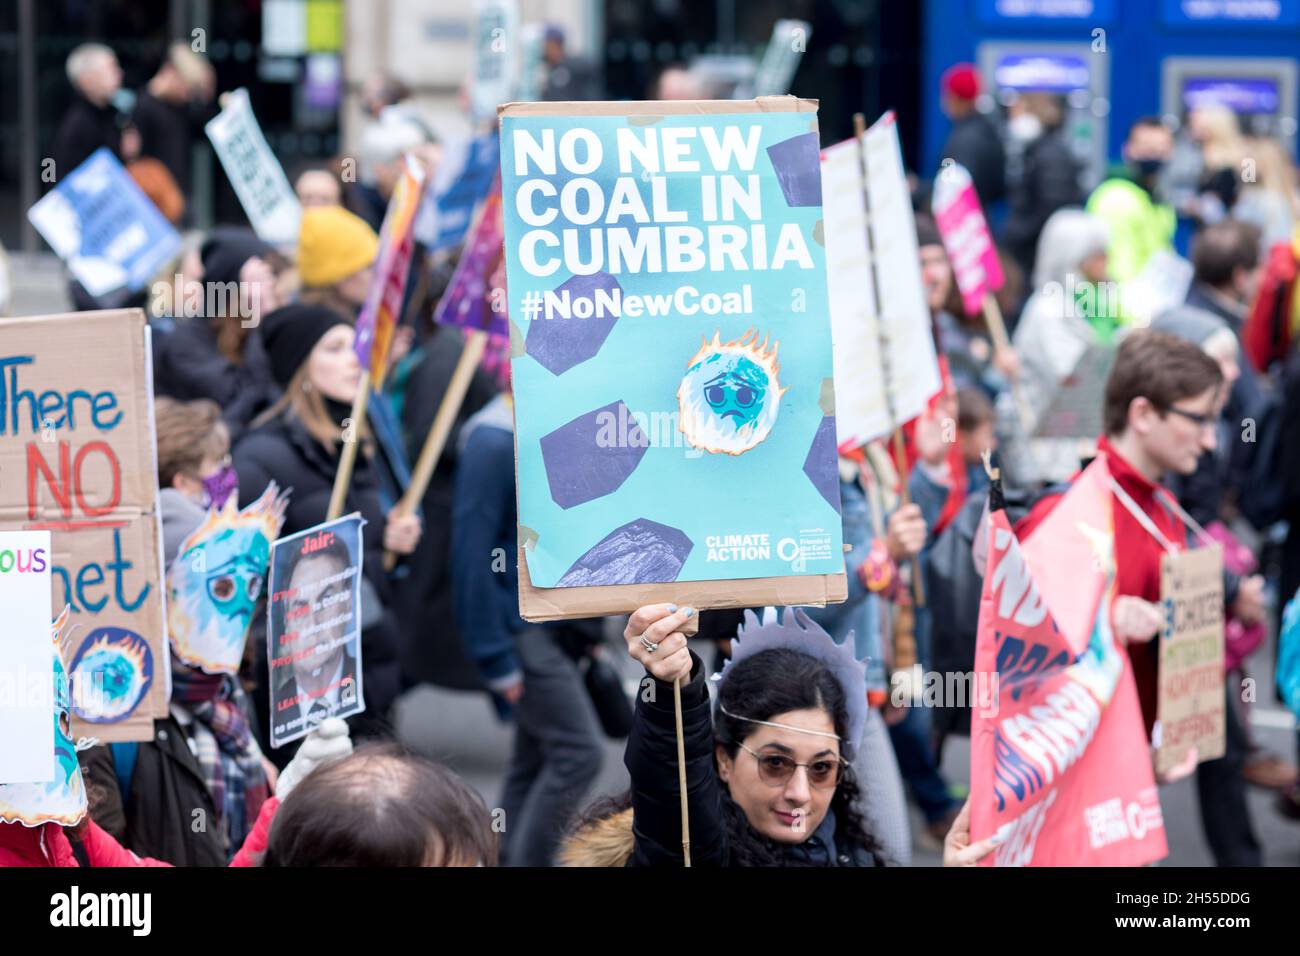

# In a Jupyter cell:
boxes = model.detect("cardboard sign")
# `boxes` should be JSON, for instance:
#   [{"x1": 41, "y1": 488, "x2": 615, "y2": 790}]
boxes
[
  {"x1": 0, "y1": 310, "x2": 167, "y2": 742},
  {"x1": 821, "y1": 117, "x2": 941, "y2": 449},
  {"x1": 932, "y1": 161, "x2": 1004, "y2": 317},
  {"x1": 499, "y1": 98, "x2": 847, "y2": 620},
  {"x1": 471, "y1": 0, "x2": 520, "y2": 121},
  {"x1": 267, "y1": 514, "x2": 365, "y2": 748},
  {"x1": 354, "y1": 155, "x2": 426, "y2": 389},
  {"x1": 1156, "y1": 544, "x2": 1226, "y2": 774},
  {"x1": 206, "y1": 88, "x2": 302, "y2": 245},
  {"x1": 28, "y1": 148, "x2": 181, "y2": 298},
  {"x1": 434, "y1": 175, "x2": 509, "y2": 339},
  {"x1": 0, "y1": 531, "x2": 53, "y2": 784},
  {"x1": 971, "y1": 458, "x2": 1167, "y2": 866}
]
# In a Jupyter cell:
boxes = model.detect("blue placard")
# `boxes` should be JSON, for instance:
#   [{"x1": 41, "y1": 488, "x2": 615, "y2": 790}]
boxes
[
  {"x1": 500, "y1": 110, "x2": 844, "y2": 589},
  {"x1": 416, "y1": 132, "x2": 501, "y2": 251},
  {"x1": 974, "y1": 0, "x2": 1117, "y2": 24},
  {"x1": 27, "y1": 148, "x2": 181, "y2": 298},
  {"x1": 1161, "y1": 0, "x2": 1300, "y2": 26}
]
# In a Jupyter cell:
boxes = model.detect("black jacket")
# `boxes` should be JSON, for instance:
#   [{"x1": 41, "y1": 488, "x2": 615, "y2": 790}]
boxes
[
  {"x1": 132, "y1": 90, "x2": 211, "y2": 196},
  {"x1": 1004, "y1": 129, "x2": 1082, "y2": 276},
  {"x1": 624, "y1": 654, "x2": 876, "y2": 867},
  {"x1": 81, "y1": 717, "x2": 227, "y2": 867},
  {"x1": 392, "y1": 327, "x2": 497, "y2": 689},
  {"x1": 153, "y1": 318, "x2": 281, "y2": 442},
  {"x1": 940, "y1": 113, "x2": 1006, "y2": 207},
  {"x1": 50, "y1": 93, "x2": 123, "y2": 179},
  {"x1": 233, "y1": 410, "x2": 402, "y2": 750}
]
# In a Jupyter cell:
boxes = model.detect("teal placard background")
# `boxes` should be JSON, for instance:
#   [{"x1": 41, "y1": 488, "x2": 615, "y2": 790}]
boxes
[{"x1": 501, "y1": 110, "x2": 843, "y2": 588}]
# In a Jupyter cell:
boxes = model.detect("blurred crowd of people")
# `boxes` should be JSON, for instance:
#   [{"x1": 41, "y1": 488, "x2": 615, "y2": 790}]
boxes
[{"x1": 3, "y1": 42, "x2": 1300, "y2": 870}]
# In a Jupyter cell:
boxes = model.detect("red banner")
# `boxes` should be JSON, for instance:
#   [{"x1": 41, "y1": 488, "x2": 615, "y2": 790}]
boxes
[{"x1": 970, "y1": 458, "x2": 1167, "y2": 866}]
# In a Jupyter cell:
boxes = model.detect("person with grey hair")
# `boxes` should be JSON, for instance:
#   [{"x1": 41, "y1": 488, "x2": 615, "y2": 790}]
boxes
[
  {"x1": 50, "y1": 42, "x2": 135, "y2": 177},
  {"x1": 349, "y1": 112, "x2": 436, "y2": 230},
  {"x1": 1002, "y1": 207, "x2": 1114, "y2": 488}
]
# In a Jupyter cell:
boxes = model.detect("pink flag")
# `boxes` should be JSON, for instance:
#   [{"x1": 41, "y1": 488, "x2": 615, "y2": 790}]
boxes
[
  {"x1": 970, "y1": 457, "x2": 1167, "y2": 866},
  {"x1": 931, "y1": 162, "x2": 1004, "y2": 317}
]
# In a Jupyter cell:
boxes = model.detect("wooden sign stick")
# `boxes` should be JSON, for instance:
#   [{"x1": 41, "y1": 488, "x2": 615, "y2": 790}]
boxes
[{"x1": 327, "y1": 370, "x2": 372, "y2": 521}]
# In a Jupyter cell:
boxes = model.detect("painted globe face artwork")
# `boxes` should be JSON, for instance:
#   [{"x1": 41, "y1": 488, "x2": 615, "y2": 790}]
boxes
[
  {"x1": 0, "y1": 610, "x2": 87, "y2": 828},
  {"x1": 168, "y1": 483, "x2": 287, "y2": 675},
  {"x1": 69, "y1": 627, "x2": 154, "y2": 724},
  {"x1": 677, "y1": 329, "x2": 786, "y2": 455}
]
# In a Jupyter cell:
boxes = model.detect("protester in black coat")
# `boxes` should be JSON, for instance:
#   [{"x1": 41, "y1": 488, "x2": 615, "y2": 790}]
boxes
[
  {"x1": 132, "y1": 43, "x2": 216, "y2": 197},
  {"x1": 153, "y1": 230, "x2": 285, "y2": 441},
  {"x1": 50, "y1": 44, "x2": 131, "y2": 178},
  {"x1": 562, "y1": 606, "x2": 888, "y2": 867},
  {"x1": 233, "y1": 304, "x2": 422, "y2": 761},
  {"x1": 938, "y1": 63, "x2": 1005, "y2": 208},
  {"x1": 392, "y1": 324, "x2": 497, "y2": 689},
  {"x1": 1003, "y1": 96, "x2": 1083, "y2": 277}
]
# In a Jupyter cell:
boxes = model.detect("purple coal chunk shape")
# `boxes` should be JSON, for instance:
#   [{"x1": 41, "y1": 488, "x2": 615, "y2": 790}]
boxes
[
  {"x1": 541, "y1": 400, "x2": 648, "y2": 509},
  {"x1": 557, "y1": 518, "x2": 694, "y2": 586},
  {"x1": 526, "y1": 271, "x2": 622, "y2": 375},
  {"x1": 766, "y1": 133, "x2": 823, "y2": 207},
  {"x1": 803, "y1": 416, "x2": 841, "y2": 513}
]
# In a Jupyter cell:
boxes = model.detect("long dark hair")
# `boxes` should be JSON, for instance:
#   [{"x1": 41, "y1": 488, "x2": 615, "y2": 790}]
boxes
[{"x1": 715, "y1": 647, "x2": 884, "y2": 866}]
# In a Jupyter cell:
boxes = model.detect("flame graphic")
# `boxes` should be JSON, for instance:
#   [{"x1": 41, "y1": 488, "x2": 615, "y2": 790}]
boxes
[
  {"x1": 683, "y1": 328, "x2": 784, "y2": 382},
  {"x1": 177, "y1": 481, "x2": 289, "y2": 555}
]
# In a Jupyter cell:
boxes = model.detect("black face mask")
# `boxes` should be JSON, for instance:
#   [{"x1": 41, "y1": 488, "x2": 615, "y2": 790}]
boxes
[{"x1": 1133, "y1": 157, "x2": 1166, "y2": 179}]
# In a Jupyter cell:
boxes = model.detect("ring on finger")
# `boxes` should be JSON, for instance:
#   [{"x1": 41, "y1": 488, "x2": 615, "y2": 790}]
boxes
[{"x1": 639, "y1": 634, "x2": 659, "y2": 653}]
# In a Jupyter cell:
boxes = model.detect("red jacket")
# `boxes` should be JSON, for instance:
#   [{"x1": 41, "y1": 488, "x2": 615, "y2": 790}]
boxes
[
  {"x1": 0, "y1": 797, "x2": 277, "y2": 868},
  {"x1": 1015, "y1": 436, "x2": 1185, "y2": 735}
]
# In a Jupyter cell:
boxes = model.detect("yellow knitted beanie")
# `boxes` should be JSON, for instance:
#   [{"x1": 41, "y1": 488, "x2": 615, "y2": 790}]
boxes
[{"x1": 298, "y1": 206, "x2": 380, "y2": 287}]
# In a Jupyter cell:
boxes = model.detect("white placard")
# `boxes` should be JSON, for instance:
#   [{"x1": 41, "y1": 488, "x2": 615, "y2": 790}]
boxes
[
  {"x1": 0, "y1": 531, "x2": 54, "y2": 784},
  {"x1": 205, "y1": 88, "x2": 302, "y2": 245}
]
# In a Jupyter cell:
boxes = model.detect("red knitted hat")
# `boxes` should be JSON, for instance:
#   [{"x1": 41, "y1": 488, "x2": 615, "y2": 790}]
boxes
[{"x1": 942, "y1": 63, "x2": 980, "y2": 101}]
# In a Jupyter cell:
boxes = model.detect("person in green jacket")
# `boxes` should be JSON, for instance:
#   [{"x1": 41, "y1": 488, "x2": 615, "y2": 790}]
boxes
[{"x1": 1087, "y1": 116, "x2": 1177, "y2": 286}]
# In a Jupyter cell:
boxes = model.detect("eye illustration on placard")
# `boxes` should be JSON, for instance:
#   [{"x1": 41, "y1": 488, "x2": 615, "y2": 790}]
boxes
[
  {"x1": 68, "y1": 626, "x2": 154, "y2": 724},
  {"x1": 677, "y1": 329, "x2": 786, "y2": 456}
]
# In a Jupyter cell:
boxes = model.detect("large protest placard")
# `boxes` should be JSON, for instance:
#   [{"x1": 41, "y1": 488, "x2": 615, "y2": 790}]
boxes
[
  {"x1": 268, "y1": 514, "x2": 365, "y2": 748},
  {"x1": 1156, "y1": 544, "x2": 1226, "y2": 774},
  {"x1": 971, "y1": 458, "x2": 1167, "y2": 866},
  {"x1": 0, "y1": 310, "x2": 167, "y2": 742},
  {"x1": 499, "y1": 98, "x2": 846, "y2": 620},
  {"x1": 28, "y1": 148, "x2": 181, "y2": 299},
  {"x1": 932, "y1": 161, "x2": 1004, "y2": 318},
  {"x1": 0, "y1": 531, "x2": 53, "y2": 784},
  {"x1": 821, "y1": 117, "x2": 940, "y2": 450},
  {"x1": 206, "y1": 88, "x2": 302, "y2": 245}
]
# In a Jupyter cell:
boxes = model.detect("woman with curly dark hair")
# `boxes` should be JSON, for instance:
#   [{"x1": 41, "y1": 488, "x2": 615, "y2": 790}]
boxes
[{"x1": 561, "y1": 604, "x2": 887, "y2": 867}]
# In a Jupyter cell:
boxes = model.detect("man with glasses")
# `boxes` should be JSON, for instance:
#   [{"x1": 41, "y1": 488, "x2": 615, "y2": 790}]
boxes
[{"x1": 1018, "y1": 329, "x2": 1266, "y2": 864}]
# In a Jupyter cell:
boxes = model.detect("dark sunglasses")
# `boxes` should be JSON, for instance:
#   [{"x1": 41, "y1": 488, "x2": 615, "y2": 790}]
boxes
[{"x1": 736, "y1": 742, "x2": 847, "y2": 790}]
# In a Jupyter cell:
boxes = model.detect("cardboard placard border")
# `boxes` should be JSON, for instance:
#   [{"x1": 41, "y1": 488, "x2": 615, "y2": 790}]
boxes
[{"x1": 500, "y1": 96, "x2": 846, "y2": 622}]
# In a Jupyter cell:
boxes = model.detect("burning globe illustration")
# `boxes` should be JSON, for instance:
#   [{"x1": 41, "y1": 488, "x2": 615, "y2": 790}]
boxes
[{"x1": 677, "y1": 329, "x2": 786, "y2": 456}]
